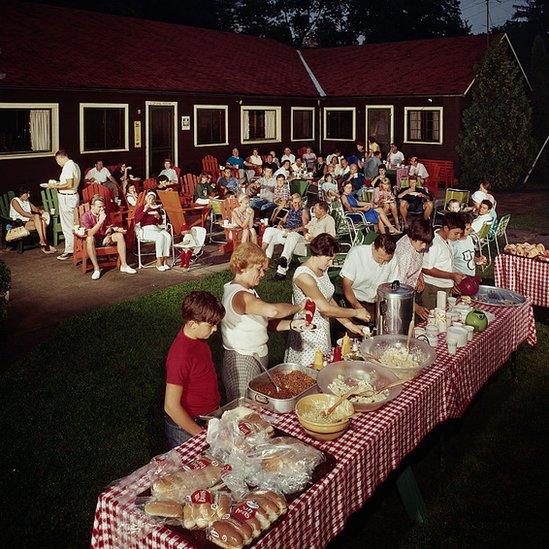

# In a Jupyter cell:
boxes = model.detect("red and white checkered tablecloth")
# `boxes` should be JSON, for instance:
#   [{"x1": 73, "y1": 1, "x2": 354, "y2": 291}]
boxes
[
  {"x1": 494, "y1": 254, "x2": 549, "y2": 309},
  {"x1": 91, "y1": 299, "x2": 536, "y2": 549}
]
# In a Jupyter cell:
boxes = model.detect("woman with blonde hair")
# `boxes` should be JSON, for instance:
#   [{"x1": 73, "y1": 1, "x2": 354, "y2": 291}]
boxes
[
  {"x1": 232, "y1": 194, "x2": 257, "y2": 244},
  {"x1": 221, "y1": 242, "x2": 314, "y2": 400}
]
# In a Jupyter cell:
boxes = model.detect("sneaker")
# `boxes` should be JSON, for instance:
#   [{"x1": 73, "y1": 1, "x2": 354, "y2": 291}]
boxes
[
  {"x1": 156, "y1": 265, "x2": 165, "y2": 272},
  {"x1": 56, "y1": 252, "x2": 72, "y2": 261},
  {"x1": 91, "y1": 270, "x2": 101, "y2": 280},
  {"x1": 273, "y1": 272, "x2": 286, "y2": 281},
  {"x1": 120, "y1": 265, "x2": 137, "y2": 274},
  {"x1": 277, "y1": 256, "x2": 288, "y2": 269},
  {"x1": 162, "y1": 264, "x2": 171, "y2": 271}
]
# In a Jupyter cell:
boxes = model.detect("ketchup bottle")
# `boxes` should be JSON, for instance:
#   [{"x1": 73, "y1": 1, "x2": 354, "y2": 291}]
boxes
[
  {"x1": 333, "y1": 346, "x2": 342, "y2": 362},
  {"x1": 304, "y1": 300, "x2": 316, "y2": 324}
]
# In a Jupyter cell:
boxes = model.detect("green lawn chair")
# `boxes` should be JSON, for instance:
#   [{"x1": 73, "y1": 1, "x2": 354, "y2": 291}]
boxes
[
  {"x1": 358, "y1": 187, "x2": 374, "y2": 203},
  {"x1": 208, "y1": 198, "x2": 226, "y2": 244},
  {"x1": 471, "y1": 220, "x2": 494, "y2": 269},
  {"x1": 40, "y1": 188, "x2": 64, "y2": 246},
  {"x1": 434, "y1": 188, "x2": 470, "y2": 225},
  {"x1": 493, "y1": 214, "x2": 510, "y2": 255}
]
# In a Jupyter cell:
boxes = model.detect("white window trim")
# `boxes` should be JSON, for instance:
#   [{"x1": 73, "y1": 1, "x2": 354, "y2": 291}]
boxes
[
  {"x1": 365, "y1": 105, "x2": 394, "y2": 146},
  {"x1": 145, "y1": 101, "x2": 178, "y2": 178},
  {"x1": 0, "y1": 102, "x2": 59, "y2": 160},
  {"x1": 240, "y1": 105, "x2": 282, "y2": 144},
  {"x1": 403, "y1": 106, "x2": 444, "y2": 145},
  {"x1": 290, "y1": 106, "x2": 315, "y2": 142},
  {"x1": 323, "y1": 107, "x2": 356, "y2": 142},
  {"x1": 193, "y1": 105, "x2": 229, "y2": 148},
  {"x1": 79, "y1": 103, "x2": 129, "y2": 154}
]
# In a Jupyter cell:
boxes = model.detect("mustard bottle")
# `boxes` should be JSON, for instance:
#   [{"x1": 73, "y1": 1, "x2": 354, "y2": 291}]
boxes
[
  {"x1": 341, "y1": 333, "x2": 351, "y2": 357},
  {"x1": 313, "y1": 350, "x2": 324, "y2": 370}
]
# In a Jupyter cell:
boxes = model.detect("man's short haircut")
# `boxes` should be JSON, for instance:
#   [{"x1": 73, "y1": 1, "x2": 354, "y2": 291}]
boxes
[
  {"x1": 374, "y1": 233, "x2": 397, "y2": 254},
  {"x1": 55, "y1": 149, "x2": 68, "y2": 158},
  {"x1": 443, "y1": 212, "x2": 466, "y2": 230},
  {"x1": 158, "y1": 174, "x2": 169, "y2": 182},
  {"x1": 461, "y1": 212, "x2": 474, "y2": 225},
  {"x1": 230, "y1": 242, "x2": 269, "y2": 273},
  {"x1": 276, "y1": 174, "x2": 286, "y2": 181},
  {"x1": 316, "y1": 200, "x2": 329, "y2": 213},
  {"x1": 163, "y1": 158, "x2": 172, "y2": 163},
  {"x1": 373, "y1": 150, "x2": 382, "y2": 157},
  {"x1": 95, "y1": 160, "x2": 103, "y2": 165},
  {"x1": 90, "y1": 194, "x2": 105, "y2": 206},
  {"x1": 378, "y1": 165, "x2": 386, "y2": 172},
  {"x1": 408, "y1": 218, "x2": 434, "y2": 244},
  {"x1": 480, "y1": 199, "x2": 493, "y2": 210},
  {"x1": 181, "y1": 291, "x2": 225, "y2": 326},
  {"x1": 310, "y1": 233, "x2": 339, "y2": 257}
]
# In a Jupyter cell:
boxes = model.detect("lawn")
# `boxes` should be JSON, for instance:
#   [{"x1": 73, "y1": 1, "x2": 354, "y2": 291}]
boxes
[{"x1": 0, "y1": 269, "x2": 548, "y2": 548}]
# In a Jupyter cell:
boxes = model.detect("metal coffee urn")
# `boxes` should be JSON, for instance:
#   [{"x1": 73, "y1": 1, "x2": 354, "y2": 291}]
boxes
[{"x1": 376, "y1": 280, "x2": 415, "y2": 335}]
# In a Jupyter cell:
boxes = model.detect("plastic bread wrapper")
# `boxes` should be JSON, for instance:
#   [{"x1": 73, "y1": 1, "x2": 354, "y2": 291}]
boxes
[
  {"x1": 220, "y1": 436, "x2": 324, "y2": 497},
  {"x1": 206, "y1": 406, "x2": 276, "y2": 461}
]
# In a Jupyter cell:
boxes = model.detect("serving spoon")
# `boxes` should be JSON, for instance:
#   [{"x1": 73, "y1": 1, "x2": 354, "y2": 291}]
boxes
[{"x1": 253, "y1": 353, "x2": 282, "y2": 394}]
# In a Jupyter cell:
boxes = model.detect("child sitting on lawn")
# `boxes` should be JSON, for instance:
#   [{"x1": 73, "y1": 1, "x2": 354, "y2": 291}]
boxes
[{"x1": 164, "y1": 291, "x2": 225, "y2": 449}]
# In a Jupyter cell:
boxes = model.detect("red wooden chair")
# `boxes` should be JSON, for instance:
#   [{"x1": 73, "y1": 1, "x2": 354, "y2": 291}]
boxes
[
  {"x1": 202, "y1": 155, "x2": 221, "y2": 180},
  {"x1": 297, "y1": 146, "x2": 307, "y2": 158},
  {"x1": 82, "y1": 183, "x2": 116, "y2": 211},
  {"x1": 143, "y1": 178, "x2": 158, "y2": 191},
  {"x1": 181, "y1": 173, "x2": 198, "y2": 206},
  {"x1": 157, "y1": 190, "x2": 209, "y2": 237},
  {"x1": 72, "y1": 203, "x2": 123, "y2": 274},
  {"x1": 220, "y1": 196, "x2": 242, "y2": 253}
]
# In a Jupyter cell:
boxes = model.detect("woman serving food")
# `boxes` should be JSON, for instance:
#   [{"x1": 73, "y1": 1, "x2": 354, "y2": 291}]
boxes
[{"x1": 221, "y1": 243, "x2": 315, "y2": 401}]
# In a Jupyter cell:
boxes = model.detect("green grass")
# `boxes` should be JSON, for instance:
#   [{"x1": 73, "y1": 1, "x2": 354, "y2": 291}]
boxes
[{"x1": 0, "y1": 269, "x2": 548, "y2": 547}]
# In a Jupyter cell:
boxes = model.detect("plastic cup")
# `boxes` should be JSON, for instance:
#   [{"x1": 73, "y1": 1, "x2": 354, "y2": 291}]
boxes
[
  {"x1": 464, "y1": 325, "x2": 474, "y2": 342},
  {"x1": 447, "y1": 339, "x2": 457, "y2": 355},
  {"x1": 448, "y1": 297, "x2": 457, "y2": 307}
]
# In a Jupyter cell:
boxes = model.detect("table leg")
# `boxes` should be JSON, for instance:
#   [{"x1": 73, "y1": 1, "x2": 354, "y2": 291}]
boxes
[
  {"x1": 509, "y1": 349, "x2": 518, "y2": 384},
  {"x1": 396, "y1": 465, "x2": 427, "y2": 523}
]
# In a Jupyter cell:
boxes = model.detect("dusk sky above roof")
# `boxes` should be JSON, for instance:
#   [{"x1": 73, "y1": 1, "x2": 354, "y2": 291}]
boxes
[{"x1": 460, "y1": 0, "x2": 515, "y2": 34}]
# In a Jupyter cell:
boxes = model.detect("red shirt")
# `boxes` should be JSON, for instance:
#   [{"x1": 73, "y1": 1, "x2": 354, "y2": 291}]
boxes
[
  {"x1": 81, "y1": 210, "x2": 110, "y2": 239},
  {"x1": 135, "y1": 204, "x2": 162, "y2": 227},
  {"x1": 166, "y1": 331, "x2": 220, "y2": 417}
]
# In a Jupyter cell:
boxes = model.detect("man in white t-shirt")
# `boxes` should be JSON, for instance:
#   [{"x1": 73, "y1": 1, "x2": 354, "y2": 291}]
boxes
[
  {"x1": 420, "y1": 212, "x2": 466, "y2": 310},
  {"x1": 408, "y1": 156, "x2": 429, "y2": 180},
  {"x1": 47, "y1": 150, "x2": 81, "y2": 260},
  {"x1": 340, "y1": 234, "x2": 399, "y2": 320},
  {"x1": 387, "y1": 143, "x2": 405, "y2": 166},
  {"x1": 85, "y1": 160, "x2": 120, "y2": 198},
  {"x1": 273, "y1": 160, "x2": 291, "y2": 179},
  {"x1": 281, "y1": 147, "x2": 296, "y2": 164},
  {"x1": 471, "y1": 200, "x2": 495, "y2": 234}
]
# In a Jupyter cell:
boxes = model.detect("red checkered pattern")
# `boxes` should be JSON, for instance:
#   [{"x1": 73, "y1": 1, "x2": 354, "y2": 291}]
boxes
[
  {"x1": 494, "y1": 254, "x2": 549, "y2": 309},
  {"x1": 91, "y1": 300, "x2": 536, "y2": 549}
]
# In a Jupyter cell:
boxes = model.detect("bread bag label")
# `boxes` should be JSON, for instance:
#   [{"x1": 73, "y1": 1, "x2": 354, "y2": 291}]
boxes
[
  {"x1": 222, "y1": 464, "x2": 232, "y2": 474},
  {"x1": 237, "y1": 421, "x2": 253, "y2": 436},
  {"x1": 231, "y1": 502, "x2": 257, "y2": 521},
  {"x1": 190, "y1": 490, "x2": 213, "y2": 504},
  {"x1": 182, "y1": 457, "x2": 213, "y2": 471}
]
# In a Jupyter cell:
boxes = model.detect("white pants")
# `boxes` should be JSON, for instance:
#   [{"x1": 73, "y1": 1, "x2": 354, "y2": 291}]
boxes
[
  {"x1": 141, "y1": 225, "x2": 172, "y2": 258},
  {"x1": 262, "y1": 227, "x2": 288, "y2": 259},
  {"x1": 58, "y1": 193, "x2": 79, "y2": 253},
  {"x1": 276, "y1": 232, "x2": 307, "y2": 274}
]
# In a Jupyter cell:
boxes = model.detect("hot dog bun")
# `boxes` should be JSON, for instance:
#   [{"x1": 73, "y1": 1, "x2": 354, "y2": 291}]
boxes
[
  {"x1": 208, "y1": 520, "x2": 245, "y2": 549},
  {"x1": 144, "y1": 500, "x2": 183, "y2": 518}
]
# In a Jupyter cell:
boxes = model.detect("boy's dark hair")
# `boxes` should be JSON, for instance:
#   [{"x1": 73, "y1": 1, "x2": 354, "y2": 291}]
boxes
[
  {"x1": 374, "y1": 233, "x2": 397, "y2": 254},
  {"x1": 480, "y1": 199, "x2": 493, "y2": 210},
  {"x1": 461, "y1": 212, "x2": 474, "y2": 225},
  {"x1": 158, "y1": 174, "x2": 169, "y2": 182},
  {"x1": 408, "y1": 218, "x2": 434, "y2": 244},
  {"x1": 181, "y1": 291, "x2": 225, "y2": 326},
  {"x1": 310, "y1": 233, "x2": 339, "y2": 257},
  {"x1": 276, "y1": 174, "x2": 286, "y2": 180},
  {"x1": 443, "y1": 212, "x2": 466, "y2": 230},
  {"x1": 316, "y1": 200, "x2": 329, "y2": 213}
]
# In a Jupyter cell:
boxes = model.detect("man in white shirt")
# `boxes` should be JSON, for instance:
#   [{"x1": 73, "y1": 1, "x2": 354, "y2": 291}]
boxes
[
  {"x1": 420, "y1": 212, "x2": 466, "y2": 310},
  {"x1": 387, "y1": 143, "x2": 405, "y2": 166},
  {"x1": 340, "y1": 234, "x2": 398, "y2": 320},
  {"x1": 273, "y1": 160, "x2": 291, "y2": 179},
  {"x1": 471, "y1": 200, "x2": 494, "y2": 234},
  {"x1": 85, "y1": 160, "x2": 120, "y2": 198},
  {"x1": 408, "y1": 156, "x2": 429, "y2": 181},
  {"x1": 281, "y1": 147, "x2": 296, "y2": 164},
  {"x1": 159, "y1": 159, "x2": 178, "y2": 186},
  {"x1": 250, "y1": 167, "x2": 276, "y2": 214},
  {"x1": 47, "y1": 150, "x2": 81, "y2": 260}
]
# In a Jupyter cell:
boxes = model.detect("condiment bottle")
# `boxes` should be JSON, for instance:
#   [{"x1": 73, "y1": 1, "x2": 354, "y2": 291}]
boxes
[
  {"x1": 333, "y1": 346, "x2": 342, "y2": 362},
  {"x1": 313, "y1": 350, "x2": 324, "y2": 370},
  {"x1": 304, "y1": 299, "x2": 316, "y2": 324},
  {"x1": 341, "y1": 333, "x2": 351, "y2": 357}
]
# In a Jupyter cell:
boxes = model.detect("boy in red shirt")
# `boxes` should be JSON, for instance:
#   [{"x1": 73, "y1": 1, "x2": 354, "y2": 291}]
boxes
[{"x1": 164, "y1": 291, "x2": 225, "y2": 448}]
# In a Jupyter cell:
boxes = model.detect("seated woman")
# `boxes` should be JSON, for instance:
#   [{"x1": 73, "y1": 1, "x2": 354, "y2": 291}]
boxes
[
  {"x1": 341, "y1": 182, "x2": 399, "y2": 234},
  {"x1": 373, "y1": 179, "x2": 400, "y2": 231},
  {"x1": 135, "y1": 191, "x2": 173, "y2": 271},
  {"x1": 9, "y1": 187, "x2": 56, "y2": 253},
  {"x1": 221, "y1": 242, "x2": 313, "y2": 400},
  {"x1": 125, "y1": 183, "x2": 140, "y2": 207},
  {"x1": 319, "y1": 173, "x2": 339, "y2": 202},
  {"x1": 194, "y1": 172, "x2": 213, "y2": 202},
  {"x1": 232, "y1": 194, "x2": 257, "y2": 244},
  {"x1": 371, "y1": 165, "x2": 391, "y2": 188},
  {"x1": 285, "y1": 233, "x2": 369, "y2": 365}
]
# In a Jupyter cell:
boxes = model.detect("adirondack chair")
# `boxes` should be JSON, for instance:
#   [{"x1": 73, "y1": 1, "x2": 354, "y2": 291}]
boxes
[
  {"x1": 40, "y1": 187, "x2": 64, "y2": 246},
  {"x1": 72, "y1": 203, "x2": 122, "y2": 273},
  {"x1": 202, "y1": 155, "x2": 221, "y2": 180},
  {"x1": 219, "y1": 195, "x2": 242, "y2": 253},
  {"x1": 181, "y1": 173, "x2": 198, "y2": 206},
  {"x1": 143, "y1": 178, "x2": 158, "y2": 191}
]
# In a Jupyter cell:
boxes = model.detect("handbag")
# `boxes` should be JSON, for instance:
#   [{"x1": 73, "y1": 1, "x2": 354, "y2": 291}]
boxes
[{"x1": 6, "y1": 225, "x2": 30, "y2": 242}]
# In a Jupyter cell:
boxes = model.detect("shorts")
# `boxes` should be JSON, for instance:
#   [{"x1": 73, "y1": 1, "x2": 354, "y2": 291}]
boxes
[
  {"x1": 364, "y1": 209, "x2": 380, "y2": 223},
  {"x1": 95, "y1": 235, "x2": 112, "y2": 247},
  {"x1": 401, "y1": 196, "x2": 425, "y2": 214}
]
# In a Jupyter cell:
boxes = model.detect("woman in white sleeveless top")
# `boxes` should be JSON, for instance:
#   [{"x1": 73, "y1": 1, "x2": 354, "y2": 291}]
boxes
[
  {"x1": 9, "y1": 187, "x2": 56, "y2": 253},
  {"x1": 221, "y1": 242, "x2": 313, "y2": 401},
  {"x1": 285, "y1": 234, "x2": 369, "y2": 366}
]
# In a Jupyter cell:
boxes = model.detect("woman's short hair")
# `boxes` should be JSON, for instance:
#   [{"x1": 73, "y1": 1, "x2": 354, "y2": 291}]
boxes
[
  {"x1": 230, "y1": 242, "x2": 268, "y2": 273},
  {"x1": 17, "y1": 186, "x2": 30, "y2": 196},
  {"x1": 291, "y1": 193, "x2": 301, "y2": 201},
  {"x1": 480, "y1": 180, "x2": 492, "y2": 191},
  {"x1": 480, "y1": 199, "x2": 493, "y2": 210},
  {"x1": 90, "y1": 194, "x2": 105, "y2": 206},
  {"x1": 407, "y1": 218, "x2": 434, "y2": 244},
  {"x1": 310, "y1": 233, "x2": 339, "y2": 257},
  {"x1": 181, "y1": 291, "x2": 225, "y2": 325},
  {"x1": 374, "y1": 233, "x2": 397, "y2": 254}
]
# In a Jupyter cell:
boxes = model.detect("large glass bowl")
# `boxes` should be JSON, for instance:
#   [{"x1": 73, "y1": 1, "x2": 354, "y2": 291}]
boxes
[
  {"x1": 359, "y1": 335, "x2": 436, "y2": 380},
  {"x1": 317, "y1": 360, "x2": 402, "y2": 411}
]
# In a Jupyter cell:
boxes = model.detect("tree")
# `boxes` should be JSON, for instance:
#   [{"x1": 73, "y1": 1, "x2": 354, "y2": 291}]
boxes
[
  {"x1": 530, "y1": 35, "x2": 549, "y2": 171},
  {"x1": 457, "y1": 40, "x2": 535, "y2": 190}
]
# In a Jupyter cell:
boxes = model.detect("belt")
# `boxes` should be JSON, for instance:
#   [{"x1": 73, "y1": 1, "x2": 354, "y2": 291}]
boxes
[{"x1": 58, "y1": 191, "x2": 78, "y2": 195}]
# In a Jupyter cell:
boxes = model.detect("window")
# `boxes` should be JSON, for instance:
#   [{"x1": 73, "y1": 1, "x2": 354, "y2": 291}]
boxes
[
  {"x1": 291, "y1": 107, "x2": 315, "y2": 141},
  {"x1": 404, "y1": 107, "x2": 443, "y2": 144},
  {"x1": 79, "y1": 103, "x2": 129, "y2": 153},
  {"x1": 0, "y1": 103, "x2": 58, "y2": 160},
  {"x1": 323, "y1": 108, "x2": 356, "y2": 141},
  {"x1": 194, "y1": 105, "x2": 228, "y2": 147},
  {"x1": 365, "y1": 105, "x2": 394, "y2": 151},
  {"x1": 241, "y1": 106, "x2": 281, "y2": 144}
]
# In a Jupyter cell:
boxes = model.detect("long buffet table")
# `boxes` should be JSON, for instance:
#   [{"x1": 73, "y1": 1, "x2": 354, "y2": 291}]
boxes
[{"x1": 91, "y1": 299, "x2": 537, "y2": 548}]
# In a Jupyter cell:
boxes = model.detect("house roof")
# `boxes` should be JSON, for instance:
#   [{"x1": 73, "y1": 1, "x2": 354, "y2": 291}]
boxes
[
  {"x1": 1, "y1": 2, "x2": 503, "y2": 98},
  {"x1": 0, "y1": 1, "x2": 317, "y2": 96},
  {"x1": 301, "y1": 34, "x2": 491, "y2": 97}
]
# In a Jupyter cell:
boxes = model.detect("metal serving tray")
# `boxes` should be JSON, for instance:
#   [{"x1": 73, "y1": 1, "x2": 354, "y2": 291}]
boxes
[
  {"x1": 248, "y1": 362, "x2": 319, "y2": 413},
  {"x1": 474, "y1": 285, "x2": 527, "y2": 307}
]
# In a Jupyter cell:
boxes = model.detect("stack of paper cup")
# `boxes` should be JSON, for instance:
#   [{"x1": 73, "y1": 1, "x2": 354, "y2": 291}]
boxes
[
  {"x1": 436, "y1": 291, "x2": 447, "y2": 310},
  {"x1": 435, "y1": 307, "x2": 447, "y2": 334}
]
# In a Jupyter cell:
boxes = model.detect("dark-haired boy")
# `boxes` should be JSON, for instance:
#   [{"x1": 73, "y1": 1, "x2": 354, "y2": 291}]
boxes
[
  {"x1": 420, "y1": 212, "x2": 466, "y2": 310},
  {"x1": 164, "y1": 291, "x2": 225, "y2": 448}
]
